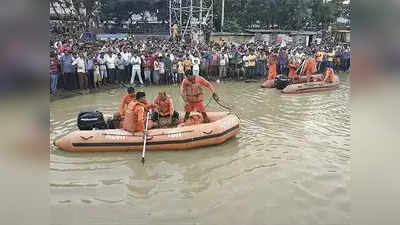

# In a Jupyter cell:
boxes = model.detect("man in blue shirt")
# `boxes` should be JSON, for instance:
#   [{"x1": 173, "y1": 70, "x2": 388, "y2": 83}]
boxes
[
  {"x1": 342, "y1": 47, "x2": 350, "y2": 72},
  {"x1": 86, "y1": 53, "x2": 95, "y2": 89},
  {"x1": 60, "y1": 51, "x2": 77, "y2": 90}
]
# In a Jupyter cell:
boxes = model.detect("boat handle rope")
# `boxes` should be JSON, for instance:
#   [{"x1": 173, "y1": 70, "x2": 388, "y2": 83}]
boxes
[
  {"x1": 102, "y1": 130, "x2": 195, "y2": 137},
  {"x1": 203, "y1": 130, "x2": 213, "y2": 135},
  {"x1": 80, "y1": 135, "x2": 93, "y2": 140}
]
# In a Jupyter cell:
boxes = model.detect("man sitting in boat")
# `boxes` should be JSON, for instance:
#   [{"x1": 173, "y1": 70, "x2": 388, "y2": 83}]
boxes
[
  {"x1": 180, "y1": 69, "x2": 218, "y2": 123},
  {"x1": 119, "y1": 87, "x2": 136, "y2": 118},
  {"x1": 152, "y1": 91, "x2": 179, "y2": 128},
  {"x1": 324, "y1": 67, "x2": 335, "y2": 83},
  {"x1": 123, "y1": 92, "x2": 152, "y2": 133}
]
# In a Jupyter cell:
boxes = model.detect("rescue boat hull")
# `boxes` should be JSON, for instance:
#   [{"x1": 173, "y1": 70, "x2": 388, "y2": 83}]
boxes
[
  {"x1": 261, "y1": 79, "x2": 275, "y2": 88},
  {"x1": 54, "y1": 112, "x2": 240, "y2": 152},
  {"x1": 281, "y1": 75, "x2": 339, "y2": 94}
]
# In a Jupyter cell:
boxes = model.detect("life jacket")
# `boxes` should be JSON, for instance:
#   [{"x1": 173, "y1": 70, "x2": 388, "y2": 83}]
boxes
[
  {"x1": 155, "y1": 95, "x2": 172, "y2": 116},
  {"x1": 184, "y1": 78, "x2": 203, "y2": 103},
  {"x1": 122, "y1": 101, "x2": 144, "y2": 132},
  {"x1": 288, "y1": 61, "x2": 299, "y2": 79},
  {"x1": 304, "y1": 58, "x2": 317, "y2": 76},
  {"x1": 268, "y1": 63, "x2": 277, "y2": 80}
]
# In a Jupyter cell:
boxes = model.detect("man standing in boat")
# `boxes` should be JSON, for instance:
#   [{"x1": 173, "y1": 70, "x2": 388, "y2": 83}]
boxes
[
  {"x1": 119, "y1": 87, "x2": 136, "y2": 118},
  {"x1": 180, "y1": 70, "x2": 218, "y2": 123}
]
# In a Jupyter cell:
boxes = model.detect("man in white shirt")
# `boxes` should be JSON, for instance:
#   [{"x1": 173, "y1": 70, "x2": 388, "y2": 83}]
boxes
[
  {"x1": 191, "y1": 53, "x2": 200, "y2": 76},
  {"x1": 97, "y1": 52, "x2": 108, "y2": 85},
  {"x1": 106, "y1": 50, "x2": 117, "y2": 83},
  {"x1": 122, "y1": 49, "x2": 132, "y2": 83},
  {"x1": 219, "y1": 51, "x2": 229, "y2": 80},
  {"x1": 72, "y1": 52, "x2": 88, "y2": 89},
  {"x1": 115, "y1": 53, "x2": 125, "y2": 83},
  {"x1": 130, "y1": 52, "x2": 143, "y2": 85}
]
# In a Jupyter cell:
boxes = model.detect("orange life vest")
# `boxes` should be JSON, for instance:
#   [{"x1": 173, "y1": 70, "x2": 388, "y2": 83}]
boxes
[
  {"x1": 268, "y1": 63, "x2": 277, "y2": 80},
  {"x1": 288, "y1": 61, "x2": 299, "y2": 79},
  {"x1": 184, "y1": 80, "x2": 203, "y2": 103},
  {"x1": 154, "y1": 95, "x2": 173, "y2": 116},
  {"x1": 304, "y1": 58, "x2": 317, "y2": 77},
  {"x1": 123, "y1": 101, "x2": 144, "y2": 132}
]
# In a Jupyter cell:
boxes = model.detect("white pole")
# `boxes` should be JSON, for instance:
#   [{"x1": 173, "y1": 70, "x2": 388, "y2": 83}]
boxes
[
  {"x1": 190, "y1": 0, "x2": 193, "y2": 40},
  {"x1": 179, "y1": 0, "x2": 182, "y2": 26},
  {"x1": 199, "y1": 0, "x2": 203, "y2": 23},
  {"x1": 169, "y1": 0, "x2": 172, "y2": 37},
  {"x1": 221, "y1": 0, "x2": 225, "y2": 32}
]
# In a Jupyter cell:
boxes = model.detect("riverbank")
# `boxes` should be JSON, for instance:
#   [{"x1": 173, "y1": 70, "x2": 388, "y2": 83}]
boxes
[
  {"x1": 49, "y1": 77, "x2": 255, "y2": 102},
  {"x1": 50, "y1": 83, "x2": 132, "y2": 102}
]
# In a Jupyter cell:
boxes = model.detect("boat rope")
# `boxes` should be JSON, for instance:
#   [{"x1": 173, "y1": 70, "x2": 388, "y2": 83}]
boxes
[
  {"x1": 212, "y1": 95, "x2": 241, "y2": 121},
  {"x1": 103, "y1": 130, "x2": 194, "y2": 137}
]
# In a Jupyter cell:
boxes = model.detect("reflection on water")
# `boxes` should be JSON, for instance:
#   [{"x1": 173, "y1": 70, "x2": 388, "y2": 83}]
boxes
[{"x1": 50, "y1": 74, "x2": 350, "y2": 225}]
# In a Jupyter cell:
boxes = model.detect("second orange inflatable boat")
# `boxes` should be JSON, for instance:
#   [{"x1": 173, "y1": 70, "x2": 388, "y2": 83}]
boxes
[{"x1": 54, "y1": 112, "x2": 240, "y2": 152}]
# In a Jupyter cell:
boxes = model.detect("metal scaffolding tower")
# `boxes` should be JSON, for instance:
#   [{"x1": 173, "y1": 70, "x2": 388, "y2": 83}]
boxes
[{"x1": 169, "y1": 0, "x2": 213, "y2": 40}]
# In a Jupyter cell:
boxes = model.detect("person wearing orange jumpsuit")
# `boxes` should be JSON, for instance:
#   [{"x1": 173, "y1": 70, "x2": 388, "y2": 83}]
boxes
[
  {"x1": 172, "y1": 24, "x2": 178, "y2": 40},
  {"x1": 324, "y1": 67, "x2": 335, "y2": 83},
  {"x1": 303, "y1": 57, "x2": 317, "y2": 82},
  {"x1": 288, "y1": 59, "x2": 299, "y2": 80},
  {"x1": 267, "y1": 53, "x2": 278, "y2": 80},
  {"x1": 119, "y1": 87, "x2": 136, "y2": 117},
  {"x1": 122, "y1": 92, "x2": 148, "y2": 133},
  {"x1": 180, "y1": 70, "x2": 218, "y2": 123},
  {"x1": 152, "y1": 91, "x2": 179, "y2": 127}
]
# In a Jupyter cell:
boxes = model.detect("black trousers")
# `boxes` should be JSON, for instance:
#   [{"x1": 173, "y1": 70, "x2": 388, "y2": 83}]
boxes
[
  {"x1": 87, "y1": 69, "x2": 94, "y2": 89},
  {"x1": 152, "y1": 111, "x2": 179, "y2": 121},
  {"x1": 108, "y1": 69, "x2": 116, "y2": 83},
  {"x1": 63, "y1": 72, "x2": 77, "y2": 90}
]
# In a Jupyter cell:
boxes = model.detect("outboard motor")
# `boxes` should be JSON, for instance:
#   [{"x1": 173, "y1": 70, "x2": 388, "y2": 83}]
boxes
[
  {"x1": 275, "y1": 74, "x2": 291, "y2": 90},
  {"x1": 77, "y1": 111, "x2": 107, "y2": 130}
]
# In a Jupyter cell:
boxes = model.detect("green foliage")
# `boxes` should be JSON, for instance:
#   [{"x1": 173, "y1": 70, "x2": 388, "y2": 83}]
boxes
[
  {"x1": 212, "y1": 0, "x2": 348, "y2": 31},
  {"x1": 223, "y1": 17, "x2": 243, "y2": 33}
]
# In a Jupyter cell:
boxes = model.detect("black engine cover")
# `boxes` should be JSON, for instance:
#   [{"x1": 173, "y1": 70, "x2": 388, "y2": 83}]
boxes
[
  {"x1": 77, "y1": 111, "x2": 107, "y2": 130},
  {"x1": 275, "y1": 74, "x2": 291, "y2": 90}
]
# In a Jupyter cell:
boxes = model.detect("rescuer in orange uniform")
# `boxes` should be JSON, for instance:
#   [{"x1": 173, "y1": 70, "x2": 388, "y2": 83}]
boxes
[
  {"x1": 119, "y1": 87, "x2": 136, "y2": 117},
  {"x1": 122, "y1": 92, "x2": 149, "y2": 133},
  {"x1": 287, "y1": 59, "x2": 299, "y2": 80},
  {"x1": 180, "y1": 70, "x2": 218, "y2": 123},
  {"x1": 324, "y1": 67, "x2": 335, "y2": 83},
  {"x1": 267, "y1": 53, "x2": 278, "y2": 80},
  {"x1": 152, "y1": 91, "x2": 179, "y2": 127},
  {"x1": 303, "y1": 56, "x2": 317, "y2": 82}
]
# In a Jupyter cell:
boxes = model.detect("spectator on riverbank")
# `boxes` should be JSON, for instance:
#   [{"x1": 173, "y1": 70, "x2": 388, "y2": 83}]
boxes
[{"x1": 50, "y1": 34, "x2": 350, "y2": 94}]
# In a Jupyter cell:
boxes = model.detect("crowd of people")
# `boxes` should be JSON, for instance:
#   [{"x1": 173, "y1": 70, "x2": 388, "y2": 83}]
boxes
[{"x1": 49, "y1": 35, "x2": 350, "y2": 95}]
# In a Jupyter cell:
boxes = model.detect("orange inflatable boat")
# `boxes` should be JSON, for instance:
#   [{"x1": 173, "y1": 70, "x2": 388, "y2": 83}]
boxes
[
  {"x1": 281, "y1": 75, "x2": 339, "y2": 94},
  {"x1": 261, "y1": 79, "x2": 274, "y2": 88},
  {"x1": 54, "y1": 112, "x2": 240, "y2": 152}
]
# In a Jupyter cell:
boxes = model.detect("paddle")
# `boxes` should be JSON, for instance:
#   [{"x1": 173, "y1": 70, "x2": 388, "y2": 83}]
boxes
[
  {"x1": 296, "y1": 59, "x2": 306, "y2": 75},
  {"x1": 141, "y1": 110, "x2": 151, "y2": 165}
]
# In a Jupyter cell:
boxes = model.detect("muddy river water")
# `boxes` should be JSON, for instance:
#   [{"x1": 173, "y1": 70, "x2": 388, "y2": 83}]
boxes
[{"x1": 50, "y1": 74, "x2": 350, "y2": 225}]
